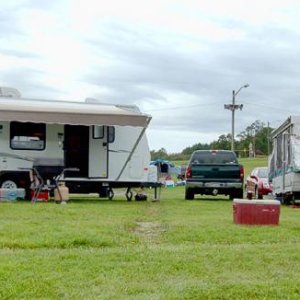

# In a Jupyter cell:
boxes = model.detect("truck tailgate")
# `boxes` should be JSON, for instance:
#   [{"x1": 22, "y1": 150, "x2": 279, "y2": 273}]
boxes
[{"x1": 191, "y1": 164, "x2": 241, "y2": 180}]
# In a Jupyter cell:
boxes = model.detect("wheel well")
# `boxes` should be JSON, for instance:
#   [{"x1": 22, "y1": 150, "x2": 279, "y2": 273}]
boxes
[{"x1": 0, "y1": 171, "x2": 31, "y2": 189}]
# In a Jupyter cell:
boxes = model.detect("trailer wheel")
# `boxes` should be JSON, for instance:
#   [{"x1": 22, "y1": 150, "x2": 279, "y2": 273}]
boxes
[
  {"x1": 284, "y1": 193, "x2": 294, "y2": 205},
  {"x1": 125, "y1": 190, "x2": 133, "y2": 201},
  {"x1": 0, "y1": 173, "x2": 31, "y2": 200},
  {"x1": 1, "y1": 179, "x2": 18, "y2": 189},
  {"x1": 290, "y1": 194, "x2": 295, "y2": 206},
  {"x1": 108, "y1": 189, "x2": 114, "y2": 200},
  {"x1": 275, "y1": 194, "x2": 284, "y2": 204}
]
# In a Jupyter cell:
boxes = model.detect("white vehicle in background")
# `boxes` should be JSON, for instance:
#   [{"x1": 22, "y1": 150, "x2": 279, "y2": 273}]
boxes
[
  {"x1": 0, "y1": 87, "x2": 159, "y2": 200},
  {"x1": 269, "y1": 116, "x2": 300, "y2": 204}
]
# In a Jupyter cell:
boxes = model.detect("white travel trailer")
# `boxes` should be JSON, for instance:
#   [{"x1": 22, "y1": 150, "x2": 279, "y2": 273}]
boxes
[
  {"x1": 269, "y1": 116, "x2": 300, "y2": 204},
  {"x1": 0, "y1": 88, "x2": 158, "y2": 200}
]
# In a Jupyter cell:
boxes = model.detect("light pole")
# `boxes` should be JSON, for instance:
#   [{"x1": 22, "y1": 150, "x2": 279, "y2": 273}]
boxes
[{"x1": 224, "y1": 84, "x2": 249, "y2": 151}]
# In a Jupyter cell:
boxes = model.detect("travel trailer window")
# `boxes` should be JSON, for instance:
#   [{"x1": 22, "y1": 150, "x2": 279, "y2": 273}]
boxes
[
  {"x1": 276, "y1": 134, "x2": 282, "y2": 168},
  {"x1": 287, "y1": 130, "x2": 292, "y2": 165},
  {"x1": 283, "y1": 133, "x2": 288, "y2": 165},
  {"x1": 10, "y1": 122, "x2": 46, "y2": 150},
  {"x1": 108, "y1": 126, "x2": 115, "y2": 143},
  {"x1": 269, "y1": 152, "x2": 275, "y2": 180},
  {"x1": 93, "y1": 125, "x2": 104, "y2": 139}
]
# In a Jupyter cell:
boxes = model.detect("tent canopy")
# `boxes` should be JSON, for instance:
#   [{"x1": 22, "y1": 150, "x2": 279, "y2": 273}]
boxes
[{"x1": 0, "y1": 97, "x2": 151, "y2": 127}]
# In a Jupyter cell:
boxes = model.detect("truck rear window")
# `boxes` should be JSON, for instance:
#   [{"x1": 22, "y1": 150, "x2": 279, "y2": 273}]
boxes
[{"x1": 191, "y1": 151, "x2": 238, "y2": 164}]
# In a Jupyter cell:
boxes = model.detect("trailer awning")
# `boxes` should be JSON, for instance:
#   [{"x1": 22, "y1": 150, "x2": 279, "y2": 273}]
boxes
[{"x1": 0, "y1": 97, "x2": 151, "y2": 127}]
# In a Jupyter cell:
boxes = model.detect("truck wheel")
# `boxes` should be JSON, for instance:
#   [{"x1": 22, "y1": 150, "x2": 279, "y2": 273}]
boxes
[
  {"x1": 230, "y1": 190, "x2": 243, "y2": 200},
  {"x1": 255, "y1": 187, "x2": 262, "y2": 199},
  {"x1": 235, "y1": 189, "x2": 244, "y2": 199},
  {"x1": 185, "y1": 188, "x2": 194, "y2": 200}
]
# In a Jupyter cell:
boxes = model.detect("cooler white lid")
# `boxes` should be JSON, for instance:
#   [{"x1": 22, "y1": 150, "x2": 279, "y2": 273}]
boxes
[{"x1": 233, "y1": 199, "x2": 281, "y2": 205}]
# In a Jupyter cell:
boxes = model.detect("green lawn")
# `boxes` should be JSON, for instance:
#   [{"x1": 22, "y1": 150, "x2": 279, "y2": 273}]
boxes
[
  {"x1": 239, "y1": 156, "x2": 268, "y2": 179},
  {"x1": 1, "y1": 183, "x2": 300, "y2": 299}
]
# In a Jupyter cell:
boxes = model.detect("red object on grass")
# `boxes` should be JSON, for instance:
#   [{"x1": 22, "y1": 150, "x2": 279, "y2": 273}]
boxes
[
  {"x1": 233, "y1": 199, "x2": 280, "y2": 225},
  {"x1": 31, "y1": 190, "x2": 49, "y2": 202}
]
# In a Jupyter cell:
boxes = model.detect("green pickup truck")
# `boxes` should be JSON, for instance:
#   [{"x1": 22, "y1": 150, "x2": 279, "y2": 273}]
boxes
[{"x1": 185, "y1": 150, "x2": 244, "y2": 200}]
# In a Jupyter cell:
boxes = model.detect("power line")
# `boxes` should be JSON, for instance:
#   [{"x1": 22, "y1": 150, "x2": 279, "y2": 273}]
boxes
[
  {"x1": 243, "y1": 101, "x2": 296, "y2": 113},
  {"x1": 145, "y1": 101, "x2": 220, "y2": 112},
  {"x1": 145, "y1": 99, "x2": 297, "y2": 114}
]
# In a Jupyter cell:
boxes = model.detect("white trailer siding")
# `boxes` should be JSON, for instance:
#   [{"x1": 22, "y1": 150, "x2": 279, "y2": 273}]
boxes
[
  {"x1": 107, "y1": 126, "x2": 150, "y2": 181},
  {"x1": 269, "y1": 116, "x2": 300, "y2": 203},
  {"x1": 0, "y1": 122, "x2": 64, "y2": 167}
]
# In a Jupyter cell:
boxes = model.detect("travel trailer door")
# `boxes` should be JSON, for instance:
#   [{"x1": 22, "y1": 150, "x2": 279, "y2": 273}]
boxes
[
  {"x1": 64, "y1": 125, "x2": 89, "y2": 177},
  {"x1": 88, "y1": 126, "x2": 110, "y2": 178}
]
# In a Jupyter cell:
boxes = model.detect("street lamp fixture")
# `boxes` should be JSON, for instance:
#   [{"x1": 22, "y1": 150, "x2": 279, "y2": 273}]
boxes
[{"x1": 224, "y1": 84, "x2": 249, "y2": 151}]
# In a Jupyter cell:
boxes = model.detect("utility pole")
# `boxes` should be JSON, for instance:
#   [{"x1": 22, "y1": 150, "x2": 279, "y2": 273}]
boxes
[
  {"x1": 267, "y1": 121, "x2": 270, "y2": 156},
  {"x1": 253, "y1": 127, "x2": 256, "y2": 158},
  {"x1": 224, "y1": 84, "x2": 249, "y2": 151}
]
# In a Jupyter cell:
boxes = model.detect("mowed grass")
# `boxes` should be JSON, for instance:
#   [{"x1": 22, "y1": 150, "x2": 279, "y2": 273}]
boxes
[
  {"x1": 1, "y1": 183, "x2": 300, "y2": 299},
  {"x1": 239, "y1": 156, "x2": 268, "y2": 178}
]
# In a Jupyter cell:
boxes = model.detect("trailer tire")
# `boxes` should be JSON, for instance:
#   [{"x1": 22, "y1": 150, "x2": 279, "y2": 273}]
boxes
[
  {"x1": 126, "y1": 190, "x2": 133, "y2": 201},
  {"x1": 108, "y1": 189, "x2": 114, "y2": 200},
  {"x1": 0, "y1": 179, "x2": 18, "y2": 189},
  {"x1": 275, "y1": 194, "x2": 284, "y2": 204},
  {"x1": 0, "y1": 173, "x2": 31, "y2": 200}
]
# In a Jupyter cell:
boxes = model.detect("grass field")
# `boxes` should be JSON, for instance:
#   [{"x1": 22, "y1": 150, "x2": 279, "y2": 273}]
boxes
[
  {"x1": 239, "y1": 156, "x2": 268, "y2": 179},
  {"x1": 1, "y1": 157, "x2": 300, "y2": 299}
]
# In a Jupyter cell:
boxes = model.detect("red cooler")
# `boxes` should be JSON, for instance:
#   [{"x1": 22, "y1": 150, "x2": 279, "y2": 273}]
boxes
[
  {"x1": 233, "y1": 199, "x2": 280, "y2": 225},
  {"x1": 31, "y1": 190, "x2": 49, "y2": 202}
]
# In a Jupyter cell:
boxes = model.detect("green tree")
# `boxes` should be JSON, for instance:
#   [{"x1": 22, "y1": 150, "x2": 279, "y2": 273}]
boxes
[
  {"x1": 150, "y1": 119, "x2": 273, "y2": 160},
  {"x1": 150, "y1": 148, "x2": 168, "y2": 160},
  {"x1": 237, "y1": 120, "x2": 273, "y2": 156},
  {"x1": 181, "y1": 142, "x2": 210, "y2": 156},
  {"x1": 211, "y1": 134, "x2": 231, "y2": 150}
]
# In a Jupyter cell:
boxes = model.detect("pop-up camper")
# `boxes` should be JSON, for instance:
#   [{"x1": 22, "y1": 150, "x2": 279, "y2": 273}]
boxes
[
  {"x1": 0, "y1": 88, "x2": 158, "y2": 200},
  {"x1": 269, "y1": 115, "x2": 300, "y2": 204}
]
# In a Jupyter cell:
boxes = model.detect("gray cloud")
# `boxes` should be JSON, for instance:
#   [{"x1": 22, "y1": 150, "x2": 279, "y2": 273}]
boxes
[
  {"x1": 1, "y1": 2, "x2": 300, "y2": 151},
  {"x1": 82, "y1": 18, "x2": 300, "y2": 141}
]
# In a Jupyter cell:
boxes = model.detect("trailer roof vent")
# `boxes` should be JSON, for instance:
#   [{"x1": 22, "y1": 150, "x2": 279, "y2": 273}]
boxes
[
  {"x1": 85, "y1": 98, "x2": 105, "y2": 104},
  {"x1": 0, "y1": 87, "x2": 21, "y2": 98}
]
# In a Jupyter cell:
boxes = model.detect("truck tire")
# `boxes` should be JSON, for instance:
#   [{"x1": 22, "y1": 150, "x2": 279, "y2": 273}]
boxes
[
  {"x1": 255, "y1": 187, "x2": 262, "y2": 199},
  {"x1": 230, "y1": 189, "x2": 243, "y2": 200},
  {"x1": 185, "y1": 188, "x2": 194, "y2": 200},
  {"x1": 108, "y1": 189, "x2": 114, "y2": 200},
  {"x1": 235, "y1": 189, "x2": 244, "y2": 199}
]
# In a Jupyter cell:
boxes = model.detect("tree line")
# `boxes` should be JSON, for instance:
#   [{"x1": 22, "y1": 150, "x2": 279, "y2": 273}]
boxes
[{"x1": 151, "y1": 120, "x2": 272, "y2": 161}]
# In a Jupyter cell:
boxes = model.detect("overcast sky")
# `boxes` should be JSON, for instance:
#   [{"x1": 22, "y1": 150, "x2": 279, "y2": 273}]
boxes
[{"x1": 1, "y1": 0, "x2": 299, "y2": 152}]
